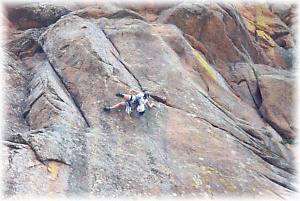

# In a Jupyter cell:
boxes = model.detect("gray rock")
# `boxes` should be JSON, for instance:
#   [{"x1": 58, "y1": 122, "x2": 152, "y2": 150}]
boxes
[{"x1": 3, "y1": 3, "x2": 296, "y2": 199}]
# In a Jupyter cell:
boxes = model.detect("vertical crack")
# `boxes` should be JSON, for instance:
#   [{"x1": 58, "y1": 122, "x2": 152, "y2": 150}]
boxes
[{"x1": 102, "y1": 29, "x2": 143, "y2": 91}]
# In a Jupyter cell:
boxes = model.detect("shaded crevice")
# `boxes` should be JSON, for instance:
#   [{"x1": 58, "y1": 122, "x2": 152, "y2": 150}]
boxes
[
  {"x1": 245, "y1": 65, "x2": 263, "y2": 110},
  {"x1": 115, "y1": 56, "x2": 143, "y2": 90},
  {"x1": 22, "y1": 91, "x2": 45, "y2": 119},
  {"x1": 236, "y1": 78, "x2": 247, "y2": 85},
  {"x1": 4, "y1": 137, "x2": 71, "y2": 167},
  {"x1": 150, "y1": 94, "x2": 180, "y2": 110},
  {"x1": 259, "y1": 172, "x2": 296, "y2": 192},
  {"x1": 102, "y1": 29, "x2": 120, "y2": 55},
  {"x1": 45, "y1": 95, "x2": 62, "y2": 111},
  {"x1": 271, "y1": 31, "x2": 290, "y2": 40},
  {"x1": 64, "y1": 90, "x2": 91, "y2": 127},
  {"x1": 3, "y1": 140, "x2": 28, "y2": 149},
  {"x1": 238, "y1": 125, "x2": 264, "y2": 141},
  {"x1": 7, "y1": 63, "x2": 28, "y2": 80},
  {"x1": 237, "y1": 78, "x2": 263, "y2": 116},
  {"x1": 250, "y1": 146, "x2": 294, "y2": 174},
  {"x1": 42, "y1": 159, "x2": 71, "y2": 166}
]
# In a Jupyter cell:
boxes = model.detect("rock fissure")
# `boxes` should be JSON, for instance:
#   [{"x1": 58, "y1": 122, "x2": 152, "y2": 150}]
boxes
[
  {"x1": 102, "y1": 29, "x2": 143, "y2": 90},
  {"x1": 259, "y1": 172, "x2": 296, "y2": 192},
  {"x1": 22, "y1": 91, "x2": 45, "y2": 119},
  {"x1": 41, "y1": 51, "x2": 91, "y2": 127}
]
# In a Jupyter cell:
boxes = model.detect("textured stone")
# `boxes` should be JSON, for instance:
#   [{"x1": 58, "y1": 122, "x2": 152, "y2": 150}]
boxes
[
  {"x1": 3, "y1": 2, "x2": 296, "y2": 199},
  {"x1": 5, "y1": 3, "x2": 71, "y2": 30}
]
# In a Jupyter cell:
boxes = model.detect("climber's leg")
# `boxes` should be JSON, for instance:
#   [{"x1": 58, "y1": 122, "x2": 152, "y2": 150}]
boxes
[
  {"x1": 103, "y1": 102, "x2": 126, "y2": 112},
  {"x1": 110, "y1": 102, "x2": 126, "y2": 109}
]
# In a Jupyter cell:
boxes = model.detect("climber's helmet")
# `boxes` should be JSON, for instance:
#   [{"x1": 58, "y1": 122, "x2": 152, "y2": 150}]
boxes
[{"x1": 143, "y1": 90, "x2": 150, "y2": 99}]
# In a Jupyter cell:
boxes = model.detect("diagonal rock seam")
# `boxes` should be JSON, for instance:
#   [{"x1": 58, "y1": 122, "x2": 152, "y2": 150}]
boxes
[
  {"x1": 257, "y1": 172, "x2": 296, "y2": 192},
  {"x1": 22, "y1": 91, "x2": 45, "y2": 119},
  {"x1": 39, "y1": 50, "x2": 91, "y2": 127},
  {"x1": 100, "y1": 28, "x2": 294, "y2": 180},
  {"x1": 150, "y1": 96, "x2": 295, "y2": 190},
  {"x1": 102, "y1": 29, "x2": 144, "y2": 90}
]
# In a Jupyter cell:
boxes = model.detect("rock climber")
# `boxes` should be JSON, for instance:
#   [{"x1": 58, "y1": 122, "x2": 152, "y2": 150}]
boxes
[{"x1": 103, "y1": 89, "x2": 155, "y2": 116}]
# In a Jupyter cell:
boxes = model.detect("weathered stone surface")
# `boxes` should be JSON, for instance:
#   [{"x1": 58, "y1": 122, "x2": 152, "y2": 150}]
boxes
[
  {"x1": 3, "y1": 53, "x2": 29, "y2": 142},
  {"x1": 158, "y1": 2, "x2": 270, "y2": 80},
  {"x1": 5, "y1": 28, "x2": 45, "y2": 58},
  {"x1": 21, "y1": 53, "x2": 87, "y2": 130},
  {"x1": 3, "y1": 141, "x2": 71, "y2": 197},
  {"x1": 3, "y1": 1, "x2": 296, "y2": 199},
  {"x1": 35, "y1": 14, "x2": 296, "y2": 196},
  {"x1": 114, "y1": 0, "x2": 179, "y2": 22},
  {"x1": 5, "y1": 3, "x2": 71, "y2": 30}
]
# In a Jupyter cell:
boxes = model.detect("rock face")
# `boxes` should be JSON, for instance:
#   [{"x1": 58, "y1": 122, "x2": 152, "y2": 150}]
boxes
[{"x1": 2, "y1": 1, "x2": 296, "y2": 199}]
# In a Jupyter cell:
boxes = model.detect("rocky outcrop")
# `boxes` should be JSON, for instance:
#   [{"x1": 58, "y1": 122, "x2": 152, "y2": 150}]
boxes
[
  {"x1": 257, "y1": 68, "x2": 296, "y2": 140},
  {"x1": 5, "y1": 3, "x2": 71, "y2": 30},
  {"x1": 6, "y1": 28, "x2": 46, "y2": 58},
  {"x1": 3, "y1": 1, "x2": 297, "y2": 199},
  {"x1": 227, "y1": 62, "x2": 296, "y2": 140},
  {"x1": 236, "y1": 3, "x2": 294, "y2": 67},
  {"x1": 159, "y1": 2, "x2": 294, "y2": 75}
]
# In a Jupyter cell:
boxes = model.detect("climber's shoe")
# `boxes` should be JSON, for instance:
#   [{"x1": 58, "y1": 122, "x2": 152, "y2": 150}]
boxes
[
  {"x1": 103, "y1": 107, "x2": 111, "y2": 112},
  {"x1": 116, "y1": 93, "x2": 124, "y2": 98}
]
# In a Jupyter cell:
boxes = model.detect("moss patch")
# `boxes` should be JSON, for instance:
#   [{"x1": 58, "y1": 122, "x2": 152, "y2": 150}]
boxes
[{"x1": 193, "y1": 49, "x2": 217, "y2": 81}]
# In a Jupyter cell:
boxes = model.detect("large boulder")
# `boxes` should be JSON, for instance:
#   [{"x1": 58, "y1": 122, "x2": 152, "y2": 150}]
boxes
[
  {"x1": 225, "y1": 62, "x2": 296, "y2": 140},
  {"x1": 257, "y1": 69, "x2": 296, "y2": 140},
  {"x1": 159, "y1": 1, "x2": 292, "y2": 76},
  {"x1": 5, "y1": 3, "x2": 71, "y2": 30}
]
